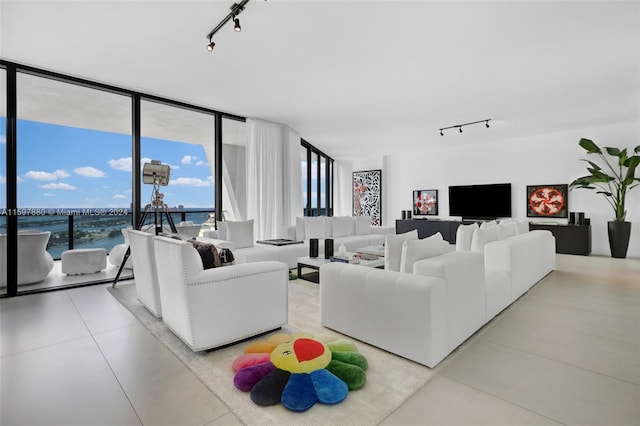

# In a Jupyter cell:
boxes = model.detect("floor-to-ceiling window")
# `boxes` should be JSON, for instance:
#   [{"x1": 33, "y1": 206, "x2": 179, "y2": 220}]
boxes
[
  {"x1": 301, "y1": 140, "x2": 333, "y2": 217},
  {"x1": 0, "y1": 67, "x2": 6, "y2": 296},
  {"x1": 140, "y1": 100, "x2": 216, "y2": 232},
  {"x1": 13, "y1": 72, "x2": 133, "y2": 293}
]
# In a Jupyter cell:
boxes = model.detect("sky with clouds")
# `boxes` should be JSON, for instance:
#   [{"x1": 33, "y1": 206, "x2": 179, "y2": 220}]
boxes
[{"x1": 1, "y1": 119, "x2": 215, "y2": 209}]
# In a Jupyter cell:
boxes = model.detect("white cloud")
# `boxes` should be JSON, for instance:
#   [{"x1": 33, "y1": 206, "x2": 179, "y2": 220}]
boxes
[
  {"x1": 170, "y1": 177, "x2": 212, "y2": 187},
  {"x1": 0, "y1": 135, "x2": 6, "y2": 144},
  {"x1": 25, "y1": 171, "x2": 58, "y2": 181},
  {"x1": 108, "y1": 157, "x2": 133, "y2": 172},
  {"x1": 75, "y1": 166, "x2": 106, "y2": 177},
  {"x1": 0, "y1": 176, "x2": 5, "y2": 184},
  {"x1": 196, "y1": 160, "x2": 207, "y2": 167},
  {"x1": 54, "y1": 169, "x2": 70, "y2": 178},
  {"x1": 113, "y1": 194, "x2": 127, "y2": 199},
  {"x1": 43, "y1": 193, "x2": 56, "y2": 197},
  {"x1": 40, "y1": 183, "x2": 77, "y2": 190},
  {"x1": 182, "y1": 155, "x2": 197, "y2": 165}
]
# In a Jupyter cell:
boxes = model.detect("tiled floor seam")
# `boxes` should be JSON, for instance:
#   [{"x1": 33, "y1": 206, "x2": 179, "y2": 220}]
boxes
[{"x1": 473, "y1": 339, "x2": 640, "y2": 386}]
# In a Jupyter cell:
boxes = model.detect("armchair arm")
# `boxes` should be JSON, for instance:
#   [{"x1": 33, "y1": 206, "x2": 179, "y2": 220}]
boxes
[{"x1": 370, "y1": 226, "x2": 394, "y2": 235}]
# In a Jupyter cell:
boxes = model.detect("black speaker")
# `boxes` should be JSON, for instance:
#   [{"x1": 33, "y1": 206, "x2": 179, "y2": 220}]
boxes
[
  {"x1": 402, "y1": 210, "x2": 407, "y2": 219},
  {"x1": 569, "y1": 212, "x2": 576, "y2": 224},
  {"x1": 324, "y1": 239, "x2": 334, "y2": 259},
  {"x1": 578, "y1": 212, "x2": 585, "y2": 225},
  {"x1": 309, "y1": 239, "x2": 319, "y2": 258},
  {"x1": 406, "y1": 210, "x2": 412, "y2": 219}
]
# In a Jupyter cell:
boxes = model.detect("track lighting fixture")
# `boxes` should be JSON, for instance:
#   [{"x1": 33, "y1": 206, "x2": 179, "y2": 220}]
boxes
[
  {"x1": 205, "y1": 0, "x2": 251, "y2": 52},
  {"x1": 206, "y1": 38, "x2": 215, "y2": 51},
  {"x1": 439, "y1": 119, "x2": 492, "y2": 136}
]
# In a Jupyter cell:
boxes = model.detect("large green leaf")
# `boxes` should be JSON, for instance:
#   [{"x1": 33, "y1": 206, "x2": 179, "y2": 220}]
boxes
[
  {"x1": 605, "y1": 147, "x2": 621, "y2": 157},
  {"x1": 635, "y1": 145, "x2": 640, "y2": 154},
  {"x1": 581, "y1": 159, "x2": 602, "y2": 171},
  {"x1": 578, "y1": 138, "x2": 601, "y2": 154}
]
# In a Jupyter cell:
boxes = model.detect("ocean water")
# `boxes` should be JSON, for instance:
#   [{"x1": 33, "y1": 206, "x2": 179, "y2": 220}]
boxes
[{"x1": 0, "y1": 210, "x2": 213, "y2": 260}]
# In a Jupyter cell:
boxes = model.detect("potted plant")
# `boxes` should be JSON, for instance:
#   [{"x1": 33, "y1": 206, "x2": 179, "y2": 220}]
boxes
[{"x1": 569, "y1": 138, "x2": 640, "y2": 258}]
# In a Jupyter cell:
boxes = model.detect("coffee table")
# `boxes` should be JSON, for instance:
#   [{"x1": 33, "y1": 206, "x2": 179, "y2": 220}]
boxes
[{"x1": 297, "y1": 253, "x2": 384, "y2": 283}]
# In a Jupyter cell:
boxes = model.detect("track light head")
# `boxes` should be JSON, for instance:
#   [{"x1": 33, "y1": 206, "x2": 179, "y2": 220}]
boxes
[
  {"x1": 459, "y1": 127, "x2": 463, "y2": 133},
  {"x1": 440, "y1": 129, "x2": 444, "y2": 136},
  {"x1": 485, "y1": 120, "x2": 490, "y2": 128},
  {"x1": 206, "y1": 38, "x2": 215, "y2": 51},
  {"x1": 234, "y1": 17, "x2": 241, "y2": 32}
]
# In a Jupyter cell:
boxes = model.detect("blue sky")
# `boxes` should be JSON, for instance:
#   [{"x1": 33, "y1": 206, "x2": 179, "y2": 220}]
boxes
[{"x1": 0, "y1": 119, "x2": 215, "y2": 209}]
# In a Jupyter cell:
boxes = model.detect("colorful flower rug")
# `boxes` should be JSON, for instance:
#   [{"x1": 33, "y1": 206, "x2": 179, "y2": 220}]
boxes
[{"x1": 233, "y1": 332, "x2": 367, "y2": 412}]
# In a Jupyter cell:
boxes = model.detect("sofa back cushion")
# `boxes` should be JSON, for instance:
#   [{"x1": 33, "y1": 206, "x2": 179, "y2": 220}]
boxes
[
  {"x1": 455, "y1": 222, "x2": 478, "y2": 251},
  {"x1": 384, "y1": 229, "x2": 418, "y2": 272},
  {"x1": 515, "y1": 219, "x2": 530, "y2": 234},
  {"x1": 304, "y1": 216, "x2": 326, "y2": 239},
  {"x1": 225, "y1": 219, "x2": 254, "y2": 249},
  {"x1": 296, "y1": 216, "x2": 306, "y2": 240},
  {"x1": 498, "y1": 222, "x2": 517, "y2": 239},
  {"x1": 400, "y1": 232, "x2": 446, "y2": 273},
  {"x1": 470, "y1": 226, "x2": 499, "y2": 253},
  {"x1": 355, "y1": 216, "x2": 371, "y2": 235},
  {"x1": 332, "y1": 216, "x2": 355, "y2": 237}
]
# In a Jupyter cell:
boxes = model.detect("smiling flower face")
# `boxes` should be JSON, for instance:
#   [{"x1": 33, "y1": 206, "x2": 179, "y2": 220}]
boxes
[{"x1": 232, "y1": 333, "x2": 368, "y2": 412}]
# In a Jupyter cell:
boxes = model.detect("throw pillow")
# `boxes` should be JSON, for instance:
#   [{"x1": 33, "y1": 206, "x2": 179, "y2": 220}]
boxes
[
  {"x1": 189, "y1": 241, "x2": 222, "y2": 269},
  {"x1": 354, "y1": 216, "x2": 371, "y2": 235},
  {"x1": 305, "y1": 216, "x2": 326, "y2": 239},
  {"x1": 384, "y1": 230, "x2": 418, "y2": 272},
  {"x1": 225, "y1": 219, "x2": 255, "y2": 249},
  {"x1": 332, "y1": 216, "x2": 355, "y2": 237},
  {"x1": 480, "y1": 220, "x2": 498, "y2": 229},
  {"x1": 498, "y1": 222, "x2": 517, "y2": 239},
  {"x1": 470, "y1": 226, "x2": 499, "y2": 253},
  {"x1": 515, "y1": 219, "x2": 530, "y2": 234},
  {"x1": 400, "y1": 232, "x2": 445, "y2": 273},
  {"x1": 217, "y1": 221, "x2": 228, "y2": 240},
  {"x1": 455, "y1": 222, "x2": 478, "y2": 251}
]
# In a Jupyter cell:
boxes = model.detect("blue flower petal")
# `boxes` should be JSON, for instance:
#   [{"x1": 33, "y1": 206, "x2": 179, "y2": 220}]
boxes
[
  {"x1": 310, "y1": 369, "x2": 348, "y2": 405},
  {"x1": 281, "y1": 373, "x2": 318, "y2": 412}
]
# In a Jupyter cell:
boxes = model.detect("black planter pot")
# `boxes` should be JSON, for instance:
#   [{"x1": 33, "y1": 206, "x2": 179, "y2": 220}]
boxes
[{"x1": 608, "y1": 221, "x2": 631, "y2": 259}]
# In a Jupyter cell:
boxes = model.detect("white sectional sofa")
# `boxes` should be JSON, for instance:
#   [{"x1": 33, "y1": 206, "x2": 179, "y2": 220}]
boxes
[
  {"x1": 320, "y1": 225, "x2": 556, "y2": 368},
  {"x1": 199, "y1": 216, "x2": 394, "y2": 269}
]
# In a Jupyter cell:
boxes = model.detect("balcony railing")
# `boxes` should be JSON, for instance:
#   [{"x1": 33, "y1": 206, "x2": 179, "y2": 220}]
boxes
[{"x1": 0, "y1": 209, "x2": 215, "y2": 260}]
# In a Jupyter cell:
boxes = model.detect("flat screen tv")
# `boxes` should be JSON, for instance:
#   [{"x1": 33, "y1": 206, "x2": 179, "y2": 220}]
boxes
[{"x1": 448, "y1": 183, "x2": 512, "y2": 219}]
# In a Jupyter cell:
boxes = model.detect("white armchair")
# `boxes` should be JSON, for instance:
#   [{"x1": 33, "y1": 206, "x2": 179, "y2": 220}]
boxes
[
  {"x1": 0, "y1": 231, "x2": 54, "y2": 286},
  {"x1": 127, "y1": 230, "x2": 162, "y2": 318},
  {"x1": 108, "y1": 228, "x2": 133, "y2": 270},
  {"x1": 152, "y1": 235, "x2": 289, "y2": 351}
]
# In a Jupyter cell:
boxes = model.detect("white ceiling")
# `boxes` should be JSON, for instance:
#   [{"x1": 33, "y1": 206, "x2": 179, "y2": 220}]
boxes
[{"x1": 1, "y1": 0, "x2": 639, "y2": 161}]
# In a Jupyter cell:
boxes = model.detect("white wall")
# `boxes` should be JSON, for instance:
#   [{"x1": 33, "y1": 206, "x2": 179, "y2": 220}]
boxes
[{"x1": 379, "y1": 121, "x2": 640, "y2": 258}]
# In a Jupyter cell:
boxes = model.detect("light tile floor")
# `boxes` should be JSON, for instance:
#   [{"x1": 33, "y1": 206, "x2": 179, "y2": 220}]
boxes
[{"x1": 1, "y1": 254, "x2": 638, "y2": 426}]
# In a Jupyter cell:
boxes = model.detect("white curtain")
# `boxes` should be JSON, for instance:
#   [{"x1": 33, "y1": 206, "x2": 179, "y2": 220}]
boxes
[
  {"x1": 333, "y1": 160, "x2": 354, "y2": 217},
  {"x1": 246, "y1": 118, "x2": 302, "y2": 240}
]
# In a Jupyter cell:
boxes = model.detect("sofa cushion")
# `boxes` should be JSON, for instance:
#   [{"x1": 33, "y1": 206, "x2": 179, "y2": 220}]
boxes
[
  {"x1": 480, "y1": 220, "x2": 497, "y2": 229},
  {"x1": 296, "y1": 216, "x2": 306, "y2": 241},
  {"x1": 355, "y1": 216, "x2": 371, "y2": 235},
  {"x1": 400, "y1": 232, "x2": 445, "y2": 273},
  {"x1": 515, "y1": 219, "x2": 530, "y2": 234},
  {"x1": 384, "y1": 230, "x2": 418, "y2": 272},
  {"x1": 225, "y1": 219, "x2": 255, "y2": 249},
  {"x1": 455, "y1": 222, "x2": 478, "y2": 251},
  {"x1": 498, "y1": 222, "x2": 517, "y2": 239},
  {"x1": 332, "y1": 216, "x2": 355, "y2": 237},
  {"x1": 470, "y1": 226, "x2": 499, "y2": 253},
  {"x1": 305, "y1": 217, "x2": 326, "y2": 239}
]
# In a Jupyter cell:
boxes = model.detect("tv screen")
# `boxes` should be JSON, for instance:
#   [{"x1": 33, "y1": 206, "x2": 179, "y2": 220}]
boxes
[{"x1": 448, "y1": 183, "x2": 512, "y2": 219}]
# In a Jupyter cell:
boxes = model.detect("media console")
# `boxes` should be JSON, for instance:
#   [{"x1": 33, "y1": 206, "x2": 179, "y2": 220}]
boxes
[
  {"x1": 396, "y1": 219, "x2": 474, "y2": 244},
  {"x1": 529, "y1": 223, "x2": 591, "y2": 255}
]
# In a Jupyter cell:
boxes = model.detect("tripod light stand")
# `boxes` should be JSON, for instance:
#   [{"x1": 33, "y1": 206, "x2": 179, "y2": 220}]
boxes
[{"x1": 113, "y1": 160, "x2": 177, "y2": 287}]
